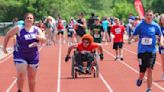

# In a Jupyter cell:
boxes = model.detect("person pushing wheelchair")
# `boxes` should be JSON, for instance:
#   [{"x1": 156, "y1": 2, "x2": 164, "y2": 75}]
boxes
[{"x1": 65, "y1": 34, "x2": 104, "y2": 73}]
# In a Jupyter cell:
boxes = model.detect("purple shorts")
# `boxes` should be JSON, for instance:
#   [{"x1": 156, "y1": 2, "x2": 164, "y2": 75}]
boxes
[{"x1": 13, "y1": 51, "x2": 39, "y2": 68}]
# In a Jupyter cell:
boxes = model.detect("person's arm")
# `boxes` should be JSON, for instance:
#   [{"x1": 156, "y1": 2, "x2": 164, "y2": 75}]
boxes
[
  {"x1": 65, "y1": 44, "x2": 78, "y2": 62},
  {"x1": 97, "y1": 44, "x2": 103, "y2": 60},
  {"x1": 36, "y1": 27, "x2": 46, "y2": 43},
  {"x1": 3, "y1": 26, "x2": 19, "y2": 53},
  {"x1": 159, "y1": 35, "x2": 164, "y2": 46},
  {"x1": 77, "y1": 18, "x2": 86, "y2": 29}
]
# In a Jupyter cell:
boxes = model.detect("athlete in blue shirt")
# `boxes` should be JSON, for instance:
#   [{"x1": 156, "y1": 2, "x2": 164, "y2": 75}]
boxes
[
  {"x1": 129, "y1": 10, "x2": 163, "y2": 92},
  {"x1": 158, "y1": 14, "x2": 164, "y2": 80}
]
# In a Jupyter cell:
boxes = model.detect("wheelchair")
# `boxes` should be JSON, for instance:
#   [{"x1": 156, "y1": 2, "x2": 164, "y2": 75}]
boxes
[{"x1": 71, "y1": 51, "x2": 99, "y2": 78}]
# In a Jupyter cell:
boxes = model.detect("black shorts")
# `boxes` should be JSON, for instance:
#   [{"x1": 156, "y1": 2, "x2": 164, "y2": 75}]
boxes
[
  {"x1": 113, "y1": 42, "x2": 123, "y2": 50},
  {"x1": 138, "y1": 52, "x2": 156, "y2": 72},
  {"x1": 57, "y1": 30, "x2": 64, "y2": 35}
]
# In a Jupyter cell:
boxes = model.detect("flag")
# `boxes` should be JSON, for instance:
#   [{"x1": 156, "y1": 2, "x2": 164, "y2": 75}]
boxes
[{"x1": 134, "y1": 0, "x2": 145, "y2": 19}]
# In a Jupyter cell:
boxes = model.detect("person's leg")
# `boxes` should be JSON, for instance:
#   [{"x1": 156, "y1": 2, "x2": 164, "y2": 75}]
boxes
[
  {"x1": 86, "y1": 53, "x2": 94, "y2": 70},
  {"x1": 161, "y1": 54, "x2": 164, "y2": 80},
  {"x1": 146, "y1": 53, "x2": 156, "y2": 90},
  {"x1": 118, "y1": 42, "x2": 123, "y2": 60},
  {"x1": 75, "y1": 53, "x2": 84, "y2": 72},
  {"x1": 136, "y1": 53, "x2": 146, "y2": 86},
  {"x1": 15, "y1": 63, "x2": 28, "y2": 91},
  {"x1": 27, "y1": 65, "x2": 38, "y2": 92},
  {"x1": 146, "y1": 68, "x2": 152, "y2": 89}
]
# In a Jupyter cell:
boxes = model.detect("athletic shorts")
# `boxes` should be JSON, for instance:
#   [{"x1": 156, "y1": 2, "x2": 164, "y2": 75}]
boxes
[
  {"x1": 68, "y1": 31, "x2": 74, "y2": 37},
  {"x1": 138, "y1": 52, "x2": 156, "y2": 72},
  {"x1": 94, "y1": 38, "x2": 102, "y2": 43},
  {"x1": 113, "y1": 42, "x2": 123, "y2": 50},
  {"x1": 13, "y1": 51, "x2": 39, "y2": 69},
  {"x1": 159, "y1": 46, "x2": 164, "y2": 54},
  {"x1": 57, "y1": 30, "x2": 64, "y2": 35}
]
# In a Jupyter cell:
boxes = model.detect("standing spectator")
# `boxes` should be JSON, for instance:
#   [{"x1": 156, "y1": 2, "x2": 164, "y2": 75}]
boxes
[
  {"x1": 129, "y1": 10, "x2": 163, "y2": 92},
  {"x1": 87, "y1": 13, "x2": 96, "y2": 31},
  {"x1": 90, "y1": 17, "x2": 104, "y2": 44},
  {"x1": 3, "y1": 12, "x2": 46, "y2": 92},
  {"x1": 158, "y1": 14, "x2": 164, "y2": 80},
  {"x1": 102, "y1": 17, "x2": 109, "y2": 44},
  {"x1": 111, "y1": 18, "x2": 125, "y2": 61}
]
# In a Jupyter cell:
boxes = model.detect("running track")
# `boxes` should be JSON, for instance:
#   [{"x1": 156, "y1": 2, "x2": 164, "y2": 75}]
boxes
[{"x1": 0, "y1": 36, "x2": 164, "y2": 92}]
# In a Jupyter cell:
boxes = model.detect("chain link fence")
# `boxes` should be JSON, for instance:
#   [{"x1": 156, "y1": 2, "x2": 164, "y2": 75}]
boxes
[{"x1": 0, "y1": 22, "x2": 13, "y2": 36}]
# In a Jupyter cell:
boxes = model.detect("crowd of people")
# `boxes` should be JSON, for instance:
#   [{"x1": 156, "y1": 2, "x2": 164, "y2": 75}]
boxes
[{"x1": 3, "y1": 9, "x2": 164, "y2": 92}]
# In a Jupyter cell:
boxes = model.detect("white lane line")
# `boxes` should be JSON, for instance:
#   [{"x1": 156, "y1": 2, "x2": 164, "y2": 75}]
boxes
[
  {"x1": 6, "y1": 77, "x2": 17, "y2": 92},
  {"x1": 99, "y1": 73, "x2": 113, "y2": 92},
  {"x1": 5, "y1": 46, "x2": 44, "y2": 92},
  {"x1": 123, "y1": 47, "x2": 161, "y2": 66},
  {"x1": 57, "y1": 40, "x2": 62, "y2": 92},
  {"x1": 104, "y1": 49, "x2": 164, "y2": 91},
  {"x1": 0, "y1": 54, "x2": 12, "y2": 64}
]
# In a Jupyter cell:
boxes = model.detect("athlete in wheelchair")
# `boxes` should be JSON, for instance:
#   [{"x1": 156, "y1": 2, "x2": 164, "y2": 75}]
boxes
[{"x1": 65, "y1": 34, "x2": 103, "y2": 78}]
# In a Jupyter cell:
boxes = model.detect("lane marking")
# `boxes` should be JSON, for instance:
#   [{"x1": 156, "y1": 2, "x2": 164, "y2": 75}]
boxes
[
  {"x1": 99, "y1": 73, "x2": 113, "y2": 92},
  {"x1": 57, "y1": 40, "x2": 62, "y2": 92},
  {"x1": 104, "y1": 48, "x2": 164, "y2": 91},
  {"x1": 6, "y1": 77, "x2": 17, "y2": 92},
  {"x1": 0, "y1": 54, "x2": 13, "y2": 64}
]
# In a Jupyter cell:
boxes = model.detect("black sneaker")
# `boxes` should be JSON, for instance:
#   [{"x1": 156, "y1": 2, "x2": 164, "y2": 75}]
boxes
[
  {"x1": 136, "y1": 79, "x2": 142, "y2": 87},
  {"x1": 146, "y1": 88, "x2": 151, "y2": 92},
  {"x1": 120, "y1": 58, "x2": 123, "y2": 61},
  {"x1": 18, "y1": 89, "x2": 22, "y2": 92}
]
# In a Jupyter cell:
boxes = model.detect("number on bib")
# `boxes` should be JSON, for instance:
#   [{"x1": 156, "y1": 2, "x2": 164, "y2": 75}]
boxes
[{"x1": 141, "y1": 37, "x2": 152, "y2": 45}]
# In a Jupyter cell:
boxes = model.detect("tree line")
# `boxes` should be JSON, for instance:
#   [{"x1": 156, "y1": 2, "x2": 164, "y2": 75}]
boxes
[{"x1": 0, "y1": 0, "x2": 163, "y2": 22}]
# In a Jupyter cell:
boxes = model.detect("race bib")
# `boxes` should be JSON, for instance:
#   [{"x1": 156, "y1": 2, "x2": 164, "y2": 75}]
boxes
[
  {"x1": 94, "y1": 34, "x2": 100, "y2": 38},
  {"x1": 141, "y1": 37, "x2": 152, "y2": 45},
  {"x1": 24, "y1": 34, "x2": 36, "y2": 40}
]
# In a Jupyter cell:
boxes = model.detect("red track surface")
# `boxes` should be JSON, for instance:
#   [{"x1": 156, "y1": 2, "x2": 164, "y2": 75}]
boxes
[{"x1": 0, "y1": 36, "x2": 164, "y2": 92}]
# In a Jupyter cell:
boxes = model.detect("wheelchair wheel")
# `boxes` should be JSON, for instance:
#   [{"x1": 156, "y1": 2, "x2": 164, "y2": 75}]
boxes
[
  {"x1": 71, "y1": 55, "x2": 77, "y2": 78},
  {"x1": 93, "y1": 56, "x2": 99, "y2": 78}
]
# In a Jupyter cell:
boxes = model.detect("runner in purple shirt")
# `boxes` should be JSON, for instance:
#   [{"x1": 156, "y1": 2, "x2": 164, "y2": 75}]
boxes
[{"x1": 3, "y1": 13, "x2": 46, "y2": 92}]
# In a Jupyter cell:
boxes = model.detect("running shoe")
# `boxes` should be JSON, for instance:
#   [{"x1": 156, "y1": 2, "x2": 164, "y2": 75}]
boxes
[
  {"x1": 136, "y1": 79, "x2": 142, "y2": 87},
  {"x1": 18, "y1": 89, "x2": 22, "y2": 92},
  {"x1": 146, "y1": 88, "x2": 151, "y2": 92},
  {"x1": 120, "y1": 58, "x2": 124, "y2": 61},
  {"x1": 115, "y1": 57, "x2": 119, "y2": 61},
  {"x1": 76, "y1": 65, "x2": 84, "y2": 73}
]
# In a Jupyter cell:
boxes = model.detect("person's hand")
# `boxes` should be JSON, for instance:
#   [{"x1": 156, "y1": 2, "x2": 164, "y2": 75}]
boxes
[
  {"x1": 3, "y1": 47, "x2": 8, "y2": 54},
  {"x1": 99, "y1": 53, "x2": 103, "y2": 60},
  {"x1": 28, "y1": 42, "x2": 38, "y2": 48},
  {"x1": 65, "y1": 55, "x2": 70, "y2": 62}
]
